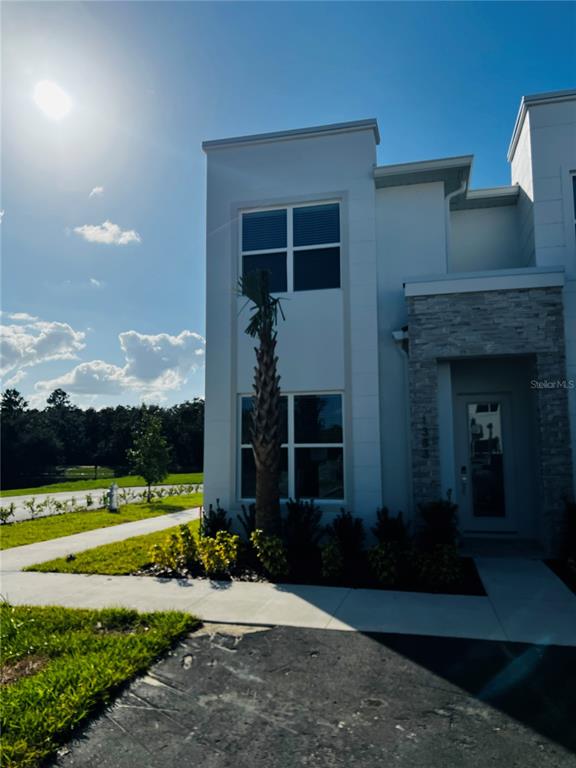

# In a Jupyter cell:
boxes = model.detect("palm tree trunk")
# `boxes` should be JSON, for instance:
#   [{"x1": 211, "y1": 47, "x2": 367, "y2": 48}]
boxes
[{"x1": 251, "y1": 327, "x2": 282, "y2": 536}]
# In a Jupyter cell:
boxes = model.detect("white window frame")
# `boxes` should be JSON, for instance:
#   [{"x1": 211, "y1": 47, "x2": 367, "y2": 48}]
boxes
[
  {"x1": 238, "y1": 391, "x2": 345, "y2": 503},
  {"x1": 239, "y1": 201, "x2": 341, "y2": 294}
]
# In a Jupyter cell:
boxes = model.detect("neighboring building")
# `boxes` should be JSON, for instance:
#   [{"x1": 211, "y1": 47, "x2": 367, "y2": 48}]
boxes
[{"x1": 202, "y1": 89, "x2": 576, "y2": 556}]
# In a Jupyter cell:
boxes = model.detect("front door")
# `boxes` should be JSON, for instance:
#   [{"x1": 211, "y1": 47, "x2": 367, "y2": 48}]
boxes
[{"x1": 455, "y1": 394, "x2": 517, "y2": 533}]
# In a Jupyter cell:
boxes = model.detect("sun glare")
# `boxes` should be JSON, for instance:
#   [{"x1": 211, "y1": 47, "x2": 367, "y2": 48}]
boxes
[{"x1": 33, "y1": 80, "x2": 72, "y2": 120}]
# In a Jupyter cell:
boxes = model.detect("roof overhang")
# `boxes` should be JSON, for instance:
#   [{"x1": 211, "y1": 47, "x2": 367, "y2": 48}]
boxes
[
  {"x1": 404, "y1": 266, "x2": 565, "y2": 298},
  {"x1": 450, "y1": 185, "x2": 520, "y2": 211},
  {"x1": 374, "y1": 155, "x2": 473, "y2": 196},
  {"x1": 508, "y1": 89, "x2": 576, "y2": 162},
  {"x1": 202, "y1": 118, "x2": 380, "y2": 152}
]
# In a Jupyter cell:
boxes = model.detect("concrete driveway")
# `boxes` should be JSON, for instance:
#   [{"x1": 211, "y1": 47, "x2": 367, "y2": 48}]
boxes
[{"x1": 54, "y1": 624, "x2": 576, "y2": 767}]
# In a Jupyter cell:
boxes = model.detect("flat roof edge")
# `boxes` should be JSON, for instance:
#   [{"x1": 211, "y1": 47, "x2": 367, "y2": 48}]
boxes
[
  {"x1": 508, "y1": 89, "x2": 576, "y2": 162},
  {"x1": 202, "y1": 118, "x2": 380, "y2": 151},
  {"x1": 374, "y1": 155, "x2": 473, "y2": 177}
]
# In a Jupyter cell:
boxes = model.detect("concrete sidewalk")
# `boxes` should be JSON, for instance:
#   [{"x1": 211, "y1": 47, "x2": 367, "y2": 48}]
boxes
[
  {"x1": 1, "y1": 485, "x2": 203, "y2": 522},
  {"x1": 1, "y1": 516, "x2": 575, "y2": 645}
]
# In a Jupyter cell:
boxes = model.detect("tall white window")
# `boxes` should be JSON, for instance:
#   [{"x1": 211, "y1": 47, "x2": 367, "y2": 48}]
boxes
[
  {"x1": 239, "y1": 393, "x2": 344, "y2": 501},
  {"x1": 241, "y1": 202, "x2": 340, "y2": 293}
]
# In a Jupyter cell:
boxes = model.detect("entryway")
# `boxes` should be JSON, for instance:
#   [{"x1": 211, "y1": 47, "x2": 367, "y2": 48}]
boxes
[{"x1": 447, "y1": 357, "x2": 539, "y2": 542}]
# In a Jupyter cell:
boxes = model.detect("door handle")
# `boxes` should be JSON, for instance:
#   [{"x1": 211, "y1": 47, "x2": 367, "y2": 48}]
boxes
[{"x1": 460, "y1": 465, "x2": 467, "y2": 495}]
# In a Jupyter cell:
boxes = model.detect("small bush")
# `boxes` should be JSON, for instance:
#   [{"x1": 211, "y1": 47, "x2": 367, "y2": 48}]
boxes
[
  {"x1": 372, "y1": 507, "x2": 408, "y2": 545},
  {"x1": 150, "y1": 524, "x2": 197, "y2": 574},
  {"x1": 250, "y1": 529, "x2": 289, "y2": 580},
  {"x1": 200, "y1": 499, "x2": 231, "y2": 538},
  {"x1": 411, "y1": 543, "x2": 463, "y2": 589},
  {"x1": 0, "y1": 503, "x2": 15, "y2": 525},
  {"x1": 368, "y1": 542, "x2": 400, "y2": 586},
  {"x1": 238, "y1": 503, "x2": 256, "y2": 539},
  {"x1": 284, "y1": 498, "x2": 324, "y2": 569},
  {"x1": 322, "y1": 509, "x2": 365, "y2": 581},
  {"x1": 417, "y1": 492, "x2": 459, "y2": 547},
  {"x1": 197, "y1": 531, "x2": 240, "y2": 578},
  {"x1": 321, "y1": 538, "x2": 344, "y2": 580}
]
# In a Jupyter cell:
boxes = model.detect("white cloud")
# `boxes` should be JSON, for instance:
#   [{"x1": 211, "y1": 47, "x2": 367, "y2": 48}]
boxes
[
  {"x1": 1, "y1": 316, "x2": 86, "y2": 379},
  {"x1": 0, "y1": 210, "x2": 4, "y2": 223},
  {"x1": 89, "y1": 186, "x2": 104, "y2": 198},
  {"x1": 4, "y1": 369, "x2": 27, "y2": 388},
  {"x1": 36, "y1": 331, "x2": 206, "y2": 401},
  {"x1": 35, "y1": 329, "x2": 205, "y2": 399},
  {"x1": 6, "y1": 312, "x2": 39, "y2": 322},
  {"x1": 89, "y1": 277, "x2": 104, "y2": 289},
  {"x1": 73, "y1": 220, "x2": 141, "y2": 246}
]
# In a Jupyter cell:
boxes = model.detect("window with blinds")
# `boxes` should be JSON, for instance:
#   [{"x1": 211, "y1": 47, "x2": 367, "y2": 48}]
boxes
[{"x1": 241, "y1": 202, "x2": 340, "y2": 292}]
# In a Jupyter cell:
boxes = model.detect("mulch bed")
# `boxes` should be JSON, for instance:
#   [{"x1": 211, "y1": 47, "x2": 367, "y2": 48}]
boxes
[
  {"x1": 546, "y1": 559, "x2": 576, "y2": 595},
  {"x1": 139, "y1": 554, "x2": 486, "y2": 597},
  {"x1": 0, "y1": 655, "x2": 49, "y2": 686}
]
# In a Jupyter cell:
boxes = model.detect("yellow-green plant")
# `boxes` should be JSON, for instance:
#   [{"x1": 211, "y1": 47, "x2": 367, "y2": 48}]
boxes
[
  {"x1": 250, "y1": 528, "x2": 289, "y2": 580},
  {"x1": 320, "y1": 538, "x2": 344, "y2": 579},
  {"x1": 368, "y1": 542, "x2": 399, "y2": 586},
  {"x1": 150, "y1": 524, "x2": 197, "y2": 573},
  {"x1": 197, "y1": 530, "x2": 240, "y2": 577}
]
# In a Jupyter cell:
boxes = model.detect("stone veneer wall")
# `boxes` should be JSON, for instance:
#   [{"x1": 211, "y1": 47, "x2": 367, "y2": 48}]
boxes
[{"x1": 406, "y1": 286, "x2": 572, "y2": 555}]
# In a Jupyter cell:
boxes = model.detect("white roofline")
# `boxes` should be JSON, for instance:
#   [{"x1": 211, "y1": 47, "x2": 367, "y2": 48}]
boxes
[
  {"x1": 465, "y1": 185, "x2": 519, "y2": 200},
  {"x1": 202, "y1": 118, "x2": 380, "y2": 151},
  {"x1": 508, "y1": 89, "x2": 576, "y2": 162},
  {"x1": 374, "y1": 155, "x2": 473, "y2": 177},
  {"x1": 404, "y1": 266, "x2": 565, "y2": 297}
]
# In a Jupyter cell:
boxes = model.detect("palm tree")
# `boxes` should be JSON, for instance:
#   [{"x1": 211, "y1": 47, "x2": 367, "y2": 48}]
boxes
[{"x1": 240, "y1": 269, "x2": 285, "y2": 536}]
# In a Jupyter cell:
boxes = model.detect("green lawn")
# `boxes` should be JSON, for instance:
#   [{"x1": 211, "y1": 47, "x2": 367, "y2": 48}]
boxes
[
  {"x1": 0, "y1": 603, "x2": 198, "y2": 768},
  {"x1": 26, "y1": 519, "x2": 200, "y2": 575},
  {"x1": 0, "y1": 472, "x2": 203, "y2": 498},
  {"x1": 1, "y1": 493, "x2": 203, "y2": 550}
]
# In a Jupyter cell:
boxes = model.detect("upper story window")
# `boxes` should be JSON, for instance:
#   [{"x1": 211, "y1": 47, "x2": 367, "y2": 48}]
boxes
[{"x1": 241, "y1": 202, "x2": 340, "y2": 293}]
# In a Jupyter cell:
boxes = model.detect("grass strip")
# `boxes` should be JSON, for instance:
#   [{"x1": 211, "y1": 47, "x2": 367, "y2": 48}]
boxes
[
  {"x1": 1, "y1": 494, "x2": 202, "y2": 550},
  {"x1": 25, "y1": 519, "x2": 200, "y2": 575},
  {"x1": 0, "y1": 603, "x2": 198, "y2": 768},
  {"x1": 1, "y1": 472, "x2": 203, "y2": 497}
]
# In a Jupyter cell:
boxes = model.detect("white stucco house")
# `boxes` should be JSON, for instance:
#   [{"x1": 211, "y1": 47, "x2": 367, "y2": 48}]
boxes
[{"x1": 202, "y1": 89, "x2": 576, "y2": 556}]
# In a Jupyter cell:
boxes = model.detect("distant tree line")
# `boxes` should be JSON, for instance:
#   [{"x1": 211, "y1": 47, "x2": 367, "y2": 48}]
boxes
[{"x1": 1, "y1": 388, "x2": 204, "y2": 490}]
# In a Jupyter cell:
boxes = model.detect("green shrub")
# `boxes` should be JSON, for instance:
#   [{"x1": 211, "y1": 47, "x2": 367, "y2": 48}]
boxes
[
  {"x1": 412, "y1": 543, "x2": 463, "y2": 589},
  {"x1": 368, "y1": 542, "x2": 400, "y2": 586},
  {"x1": 197, "y1": 530, "x2": 240, "y2": 577},
  {"x1": 238, "y1": 503, "x2": 256, "y2": 538},
  {"x1": 150, "y1": 524, "x2": 197, "y2": 574},
  {"x1": 372, "y1": 507, "x2": 408, "y2": 545},
  {"x1": 322, "y1": 509, "x2": 365, "y2": 581},
  {"x1": 417, "y1": 491, "x2": 459, "y2": 547},
  {"x1": 0, "y1": 503, "x2": 15, "y2": 525},
  {"x1": 321, "y1": 538, "x2": 344, "y2": 579},
  {"x1": 284, "y1": 498, "x2": 324, "y2": 565},
  {"x1": 250, "y1": 529, "x2": 289, "y2": 580},
  {"x1": 200, "y1": 499, "x2": 231, "y2": 538}
]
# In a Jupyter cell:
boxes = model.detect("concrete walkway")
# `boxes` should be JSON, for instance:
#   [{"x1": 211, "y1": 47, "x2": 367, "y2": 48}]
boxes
[
  {"x1": 1, "y1": 508, "x2": 201, "y2": 571},
  {"x1": 0, "y1": 484, "x2": 203, "y2": 522},
  {"x1": 1, "y1": 518, "x2": 575, "y2": 646}
]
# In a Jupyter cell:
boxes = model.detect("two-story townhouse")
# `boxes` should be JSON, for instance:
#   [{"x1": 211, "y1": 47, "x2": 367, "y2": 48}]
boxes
[{"x1": 202, "y1": 89, "x2": 576, "y2": 557}]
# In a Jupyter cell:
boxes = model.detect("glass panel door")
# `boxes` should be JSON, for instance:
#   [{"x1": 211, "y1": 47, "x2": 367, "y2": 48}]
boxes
[{"x1": 467, "y1": 401, "x2": 505, "y2": 518}]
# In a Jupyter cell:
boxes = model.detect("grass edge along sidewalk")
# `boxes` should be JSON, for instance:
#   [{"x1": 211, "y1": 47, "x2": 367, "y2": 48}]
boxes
[
  {"x1": 1, "y1": 493, "x2": 203, "y2": 551},
  {"x1": 0, "y1": 602, "x2": 199, "y2": 768},
  {"x1": 0, "y1": 472, "x2": 204, "y2": 498},
  {"x1": 25, "y1": 519, "x2": 201, "y2": 575}
]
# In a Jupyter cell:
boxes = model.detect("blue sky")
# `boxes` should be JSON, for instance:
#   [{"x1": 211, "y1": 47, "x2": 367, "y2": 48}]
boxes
[{"x1": 2, "y1": 1, "x2": 574, "y2": 408}]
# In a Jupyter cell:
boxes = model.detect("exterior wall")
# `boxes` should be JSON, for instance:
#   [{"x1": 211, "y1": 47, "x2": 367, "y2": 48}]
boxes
[
  {"x1": 510, "y1": 112, "x2": 535, "y2": 267},
  {"x1": 204, "y1": 128, "x2": 382, "y2": 516},
  {"x1": 406, "y1": 286, "x2": 572, "y2": 555},
  {"x1": 375, "y1": 182, "x2": 447, "y2": 515},
  {"x1": 519, "y1": 99, "x2": 576, "y2": 492},
  {"x1": 449, "y1": 206, "x2": 525, "y2": 272}
]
